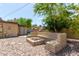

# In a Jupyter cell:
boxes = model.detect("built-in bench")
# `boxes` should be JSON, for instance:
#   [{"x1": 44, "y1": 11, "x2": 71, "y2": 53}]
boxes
[{"x1": 45, "y1": 33, "x2": 67, "y2": 53}]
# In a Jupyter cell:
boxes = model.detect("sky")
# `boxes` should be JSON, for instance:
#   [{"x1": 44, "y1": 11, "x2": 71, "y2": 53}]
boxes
[{"x1": 0, "y1": 3, "x2": 43, "y2": 26}]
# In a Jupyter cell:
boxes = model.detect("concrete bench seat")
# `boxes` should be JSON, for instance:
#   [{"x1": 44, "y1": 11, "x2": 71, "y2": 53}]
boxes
[{"x1": 45, "y1": 33, "x2": 67, "y2": 53}]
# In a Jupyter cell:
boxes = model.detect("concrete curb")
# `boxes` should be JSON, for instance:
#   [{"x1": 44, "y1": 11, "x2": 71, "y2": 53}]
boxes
[{"x1": 67, "y1": 39, "x2": 79, "y2": 43}]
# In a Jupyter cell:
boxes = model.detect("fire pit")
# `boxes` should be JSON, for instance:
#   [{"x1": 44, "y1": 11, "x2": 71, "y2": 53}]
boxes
[{"x1": 26, "y1": 37, "x2": 45, "y2": 46}]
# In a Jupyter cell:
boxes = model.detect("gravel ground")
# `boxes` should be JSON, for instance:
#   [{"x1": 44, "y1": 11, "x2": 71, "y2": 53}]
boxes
[
  {"x1": 55, "y1": 42, "x2": 79, "y2": 56},
  {"x1": 0, "y1": 36, "x2": 79, "y2": 56},
  {"x1": 0, "y1": 36, "x2": 49, "y2": 56}
]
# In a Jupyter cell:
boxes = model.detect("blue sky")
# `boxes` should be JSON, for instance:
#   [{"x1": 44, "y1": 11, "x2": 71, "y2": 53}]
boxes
[{"x1": 0, "y1": 3, "x2": 43, "y2": 26}]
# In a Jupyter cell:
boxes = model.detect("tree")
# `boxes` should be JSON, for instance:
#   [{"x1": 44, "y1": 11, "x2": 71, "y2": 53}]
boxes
[
  {"x1": 16, "y1": 17, "x2": 27, "y2": 26},
  {"x1": 15, "y1": 18, "x2": 32, "y2": 29},
  {"x1": 32, "y1": 24, "x2": 38, "y2": 29},
  {"x1": 34, "y1": 3, "x2": 79, "y2": 32},
  {"x1": 26, "y1": 19, "x2": 32, "y2": 29}
]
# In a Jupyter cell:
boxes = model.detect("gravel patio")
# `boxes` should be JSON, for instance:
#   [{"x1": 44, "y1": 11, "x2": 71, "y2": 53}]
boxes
[{"x1": 0, "y1": 36, "x2": 79, "y2": 56}]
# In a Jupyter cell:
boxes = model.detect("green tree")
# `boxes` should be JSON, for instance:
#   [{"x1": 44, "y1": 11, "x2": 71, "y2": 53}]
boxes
[
  {"x1": 32, "y1": 24, "x2": 38, "y2": 29},
  {"x1": 34, "y1": 3, "x2": 78, "y2": 32},
  {"x1": 26, "y1": 19, "x2": 32, "y2": 29},
  {"x1": 16, "y1": 17, "x2": 27, "y2": 26}
]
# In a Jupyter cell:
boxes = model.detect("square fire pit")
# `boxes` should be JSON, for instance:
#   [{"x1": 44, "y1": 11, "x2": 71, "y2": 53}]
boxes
[{"x1": 26, "y1": 37, "x2": 45, "y2": 46}]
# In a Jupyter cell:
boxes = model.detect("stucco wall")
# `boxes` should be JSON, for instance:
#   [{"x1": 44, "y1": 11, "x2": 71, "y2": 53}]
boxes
[
  {"x1": 0, "y1": 22, "x2": 19, "y2": 38},
  {"x1": 2, "y1": 22, "x2": 19, "y2": 37}
]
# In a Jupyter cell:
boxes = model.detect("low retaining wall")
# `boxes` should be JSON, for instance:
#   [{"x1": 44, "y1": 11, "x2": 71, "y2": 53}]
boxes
[
  {"x1": 67, "y1": 39, "x2": 79, "y2": 43},
  {"x1": 67, "y1": 39, "x2": 79, "y2": 50},
  {"x1": 61, "y1": 29, "x2": 79, "y2": 39}
]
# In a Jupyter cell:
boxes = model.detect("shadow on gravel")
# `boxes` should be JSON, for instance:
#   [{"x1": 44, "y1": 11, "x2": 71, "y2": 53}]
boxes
[{"x1": 48, "y1": 42, "x2": 79, "y2": 56}]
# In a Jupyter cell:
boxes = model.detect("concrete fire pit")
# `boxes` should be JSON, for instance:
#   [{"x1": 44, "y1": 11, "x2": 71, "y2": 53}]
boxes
[{"x1": 27, "y1": 37, "x2": 45, "y2": 46}]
